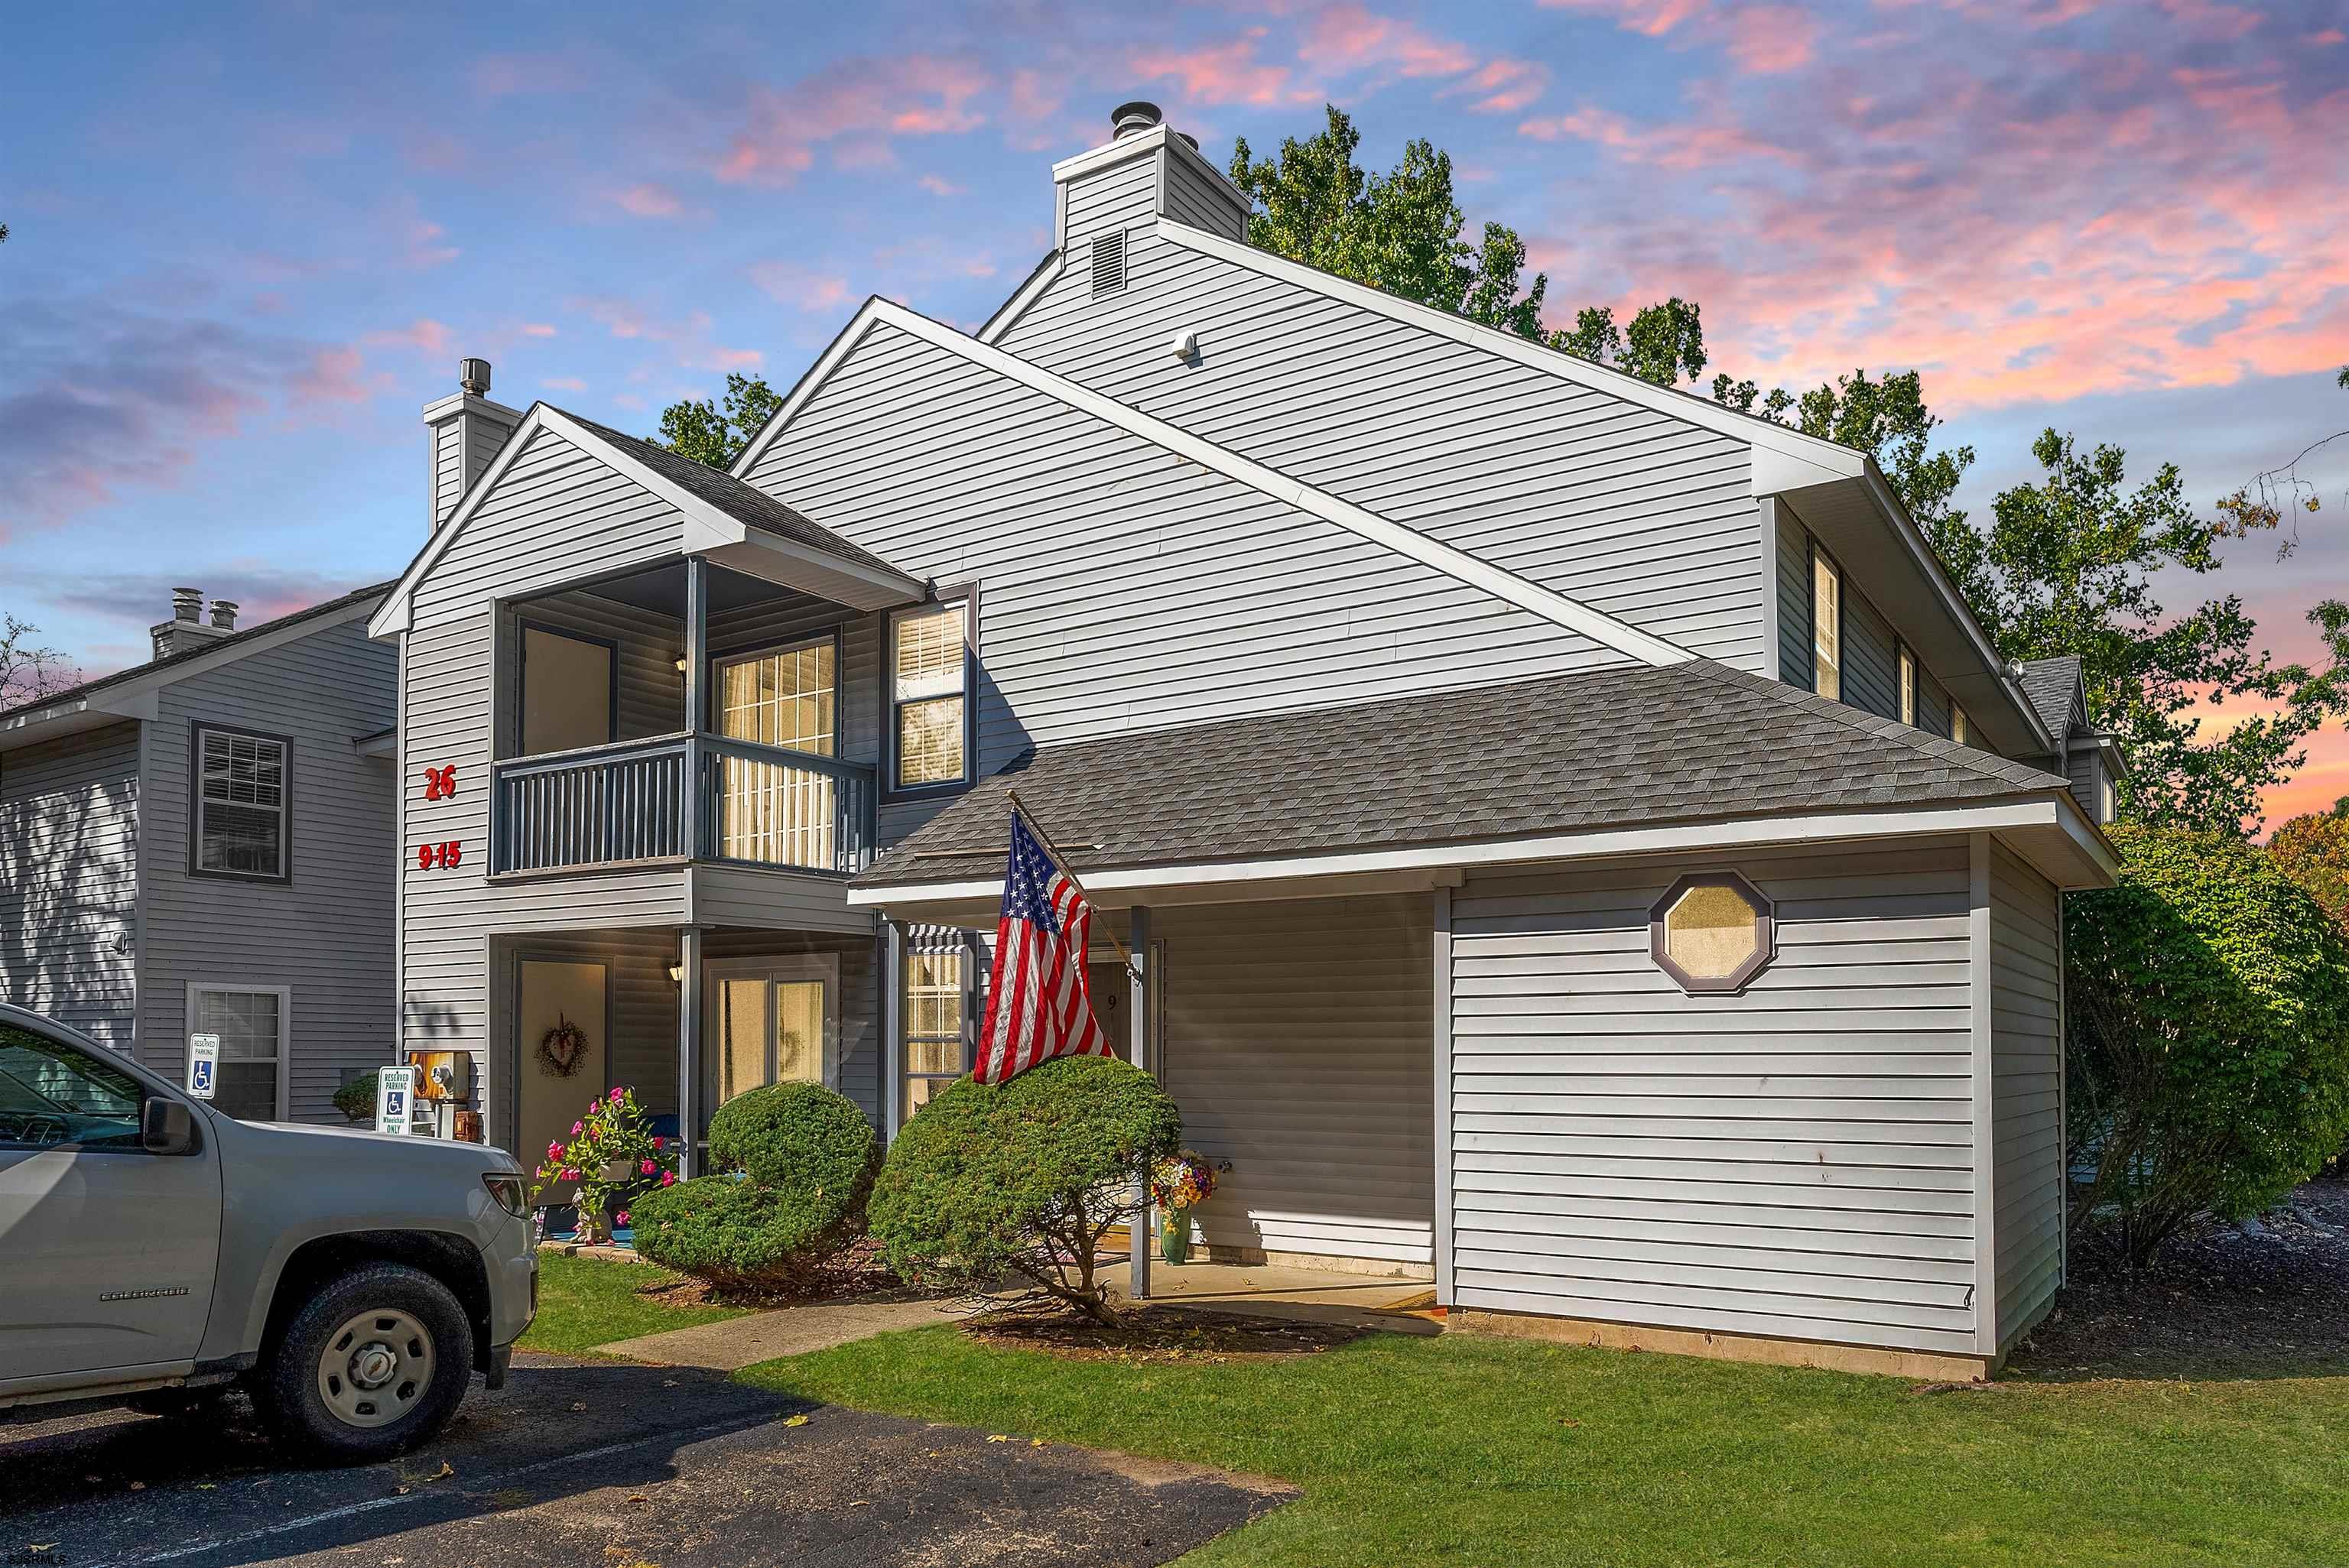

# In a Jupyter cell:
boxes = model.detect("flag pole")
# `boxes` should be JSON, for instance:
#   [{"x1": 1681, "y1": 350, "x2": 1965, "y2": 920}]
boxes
[{"x1": 1004, "y1": 787, "x2": 1136, "y2": 969}]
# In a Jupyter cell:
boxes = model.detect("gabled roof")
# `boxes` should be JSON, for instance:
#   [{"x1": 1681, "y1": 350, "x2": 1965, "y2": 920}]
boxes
[
  {"x1": 368, "y1": 404, "x2": 925, "y2": 638},
  {"x1": 853, "y1": 658, "x2": 2109, "y2": 896},
  {"x1": 2018, "y1": 655, "x2": 2085, "y2": 743},
  {"x1": 0, "y1": 581, "x2": 392, "y2": 752},
  {"x1": 729, "y1": 297, "x2": 1694, "y2": 670}
]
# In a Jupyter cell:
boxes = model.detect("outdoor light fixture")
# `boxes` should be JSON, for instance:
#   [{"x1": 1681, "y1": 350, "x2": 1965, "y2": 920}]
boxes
[{"x1": 667, "y1": 963, "x2": 684, "y2": 984}]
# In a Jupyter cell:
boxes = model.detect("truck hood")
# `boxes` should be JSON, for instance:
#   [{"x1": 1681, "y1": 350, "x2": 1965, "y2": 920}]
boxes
[{"x1": 223, "y1": 1116, "x2": 522, "y2": 1174}]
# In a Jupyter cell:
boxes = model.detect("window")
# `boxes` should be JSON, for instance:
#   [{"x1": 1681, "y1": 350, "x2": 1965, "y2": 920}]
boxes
[
  {"x1": 890, "y1": 597, "x2": 971, "y2": 793},
  {"x1": 903, "y1": 944, "x2": 967, "y2": 1118},
  {"x1": 1951, "y1": 705, "x2": 1970, "y2": 747},
  {"x1": 708, "y1": 958, "x2": 836, "y2": 1112},
  {"x1": 0, "y1": 1022, "x2": 146, "y2": 1151},
  {"x1": 1650, "y1": 872, "x2": 1775, "y2": 993},
  {"x1": 187, "y1": 985, "x2": 288, "y2": 1122},
  {"x1": 1898, "y1": 645, "x2": 1917, "y2": 727},
  {"x1": 716, "y1": 641, "x2": 836, "y2": 754},
  {"x1": 714, "y1": 639, "x2": 839, "y2": 867},
  {"x1": 1811, "y1": 548, "x2": 1842, "y2": 701},
  {"x1": 2096, "y1": 766, "x2": 2117, "y2": 825},
  {"x1": 192, "y1": 724, "x2": 289, "y2": 881}
]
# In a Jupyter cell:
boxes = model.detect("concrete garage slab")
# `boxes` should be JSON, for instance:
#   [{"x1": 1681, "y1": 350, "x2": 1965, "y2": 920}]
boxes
[{"x1": 0, "y1": 1355, "x2": 1291, "y2": 1568}]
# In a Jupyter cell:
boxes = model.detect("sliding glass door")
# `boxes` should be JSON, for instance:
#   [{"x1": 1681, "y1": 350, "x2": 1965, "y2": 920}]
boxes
[
  {"x1": 712, "y1": 639, "x2": 838, "y2": 867},
  {"x1": 707, "y1": 956, "x2": 837, "y2": 1114}
]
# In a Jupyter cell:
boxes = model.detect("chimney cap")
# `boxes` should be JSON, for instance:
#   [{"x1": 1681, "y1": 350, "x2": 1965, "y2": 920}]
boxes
[
  {"x1": 1111, "y1": 101, "x2": 1162, "y2": 139},
  {"x1": 460, "y1": 357, "x2": 492, "y2": 396},
  {"x1": 172, "y1": 587, "x2": 203, "y2": 622},
  {"x1": 208, "y1": 599, "x2": 239, "y2": 631}
]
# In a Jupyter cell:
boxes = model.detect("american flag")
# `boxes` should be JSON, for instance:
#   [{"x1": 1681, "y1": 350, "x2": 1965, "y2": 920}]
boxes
[{"x1": 975, "y1": 809, "x2": 1113, "y2": 1084}]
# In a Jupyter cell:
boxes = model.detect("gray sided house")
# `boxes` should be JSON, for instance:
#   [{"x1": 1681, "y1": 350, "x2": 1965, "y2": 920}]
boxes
[
  {"x1": 372, "y1": 105, "x2": 2117, "y2": 1378},
  {"x1": 0, "y1": 586, "x2": 397, "y2": 1121}
]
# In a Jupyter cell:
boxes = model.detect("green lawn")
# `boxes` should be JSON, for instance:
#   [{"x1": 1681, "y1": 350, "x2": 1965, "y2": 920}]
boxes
[
  {"x1": 739, "y1": 1323, "x2": 2349, "y2": 1568},
  {"x1": 518, "y1": 1250, "x2": 750, "y2": 1355}
]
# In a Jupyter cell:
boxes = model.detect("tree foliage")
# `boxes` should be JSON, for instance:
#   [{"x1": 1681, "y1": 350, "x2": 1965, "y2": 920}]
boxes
[
  {"x1": 652, "y1": 371, "x2": 783, "y2": 469},
  {"x1": 2268, "y1": 795, "x2": 2349, "y2": 945},
  {"x1": 868, "y1": 1055, "x2": 1181, "y2": 1325},
  {"x1": 2065, "y1": 824, "x2": 2349, "y2": 1261},
  {"x1": 1, "y1": 615, "x2": 80, "y2": 709},
  {"x1": 630, "y1": 1082, "x2": 880, "y2": 1293}
]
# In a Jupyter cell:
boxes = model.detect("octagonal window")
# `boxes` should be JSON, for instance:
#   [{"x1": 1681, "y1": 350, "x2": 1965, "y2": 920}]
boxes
[{"x1": 1650, "y1": 872, "x2": 1775, "y2": 992}]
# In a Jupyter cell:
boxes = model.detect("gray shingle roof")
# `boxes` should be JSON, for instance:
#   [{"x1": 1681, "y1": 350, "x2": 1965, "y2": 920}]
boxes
[
  {"x1": 0, "y1": 580, "x2": 393, "y2": 726},
  {"x1": 553, "y1": 410, "x2": 911, "y2": 582},
  {"x1": 2018, "y1": 656, "x2": 2084, "y2": 743},
  {"x1": 855, "y1": 658, "x2": 2074, "y2": 886}
]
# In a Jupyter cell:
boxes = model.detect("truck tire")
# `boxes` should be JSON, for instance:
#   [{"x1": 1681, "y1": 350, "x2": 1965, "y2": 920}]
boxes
[{"x1": 257, "y1": 1263, "x2": 474, "y2": 1464}]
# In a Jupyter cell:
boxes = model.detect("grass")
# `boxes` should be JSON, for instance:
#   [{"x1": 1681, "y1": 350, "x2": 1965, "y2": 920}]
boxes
[
  {"x1": 518, "y1": 1250, "x2": 750, "y2": 1355},
  {"x1": 739, "y1": 1323, "x2": 2349, "y2": 1568}
]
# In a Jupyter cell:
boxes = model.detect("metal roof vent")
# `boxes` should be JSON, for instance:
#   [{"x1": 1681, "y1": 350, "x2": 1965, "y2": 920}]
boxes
[
  {"x1": 459, "y1": 357, "x2": 492, "y2": 396},
  {"x1": 1111, "y1": 101, "x2": 1162, "y2": 139},
  {"x1": 1090, "y1": 229, "x2": 1129, "y2": 299}
]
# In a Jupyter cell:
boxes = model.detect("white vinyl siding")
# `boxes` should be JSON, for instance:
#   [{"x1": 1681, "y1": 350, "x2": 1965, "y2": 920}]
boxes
[
  {"x1": 1990, "y1": 842, "x2": 2064, "y2": 1352},
  {"x1": 0, "y1": 724, "x2": 141, "y2": 1052},
  {"x1": 1158, "y1": 895, "x2": 1435, "y2": 1271},
  {"x1": 1447, "y1": 842, "x2": 1982, "y2": 1356}
]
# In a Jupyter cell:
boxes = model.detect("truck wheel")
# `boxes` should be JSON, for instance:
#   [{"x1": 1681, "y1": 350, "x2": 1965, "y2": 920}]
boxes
[{"x1": 258, "y1": 1263, "x2": 473, "y2": 1464}]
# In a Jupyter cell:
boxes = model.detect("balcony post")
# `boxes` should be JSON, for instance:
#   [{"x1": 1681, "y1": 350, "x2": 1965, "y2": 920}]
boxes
[
  {"x1": 681, "y1": 556, "x2": 709, "y2": 859},
  {"x1": 1127, "y1": 904, "x2": 1153, "y2": 1303}
]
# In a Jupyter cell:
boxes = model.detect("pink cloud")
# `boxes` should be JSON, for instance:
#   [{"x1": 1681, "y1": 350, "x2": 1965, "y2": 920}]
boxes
[
  {"x1": 1298, "y1": 4, "x2": 1477, "y2": 78},
  {"x1": 1449, "y1": 59, "x2": 1551, "y2": 114},
  {"x1": 365, "y1": 317, "x2": 454, "y2": 356},
  {"x1": 403, "y1": 218, "x2": 458, "y2": 271},
  {"x1": 1724, "y1": 5, "x2": 1818, "y2": 72},
  {"x1": 608, "y1": 183, "x2": 689, "y2": 219},
  {"x1": 290, "y1": 346, "x2": 379, "y2": 406},
  {"x1": 541, "y1": 376, "x2": 587, "y2": 392},
  {"x1": 1538, "y1": 0, "x2": 1708, "y2": 37},
  {"x1": 748, "y1": 262, "x2": 854, "y2": 312},
  {"x1": 713, "y1": 57, "x2": 989, "y2": 187},
  {"x1": 918, "y1": 174, "x2": 965, "y2": 196},
  {"x1": 521, "y1": 323, "x2": 558, "y2": 338},
  {"x1": 1131, "y1": 30, "x2": 1308, "y2": 107},
  {"x1": 1519, "y1": 103, "x2": 1795, "y2": 169}
]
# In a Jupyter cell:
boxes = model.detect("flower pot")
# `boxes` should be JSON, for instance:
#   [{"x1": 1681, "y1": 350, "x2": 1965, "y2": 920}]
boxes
[{"x1": 1159, "y1": 1208, "x2": 1192, "y2": 1266}]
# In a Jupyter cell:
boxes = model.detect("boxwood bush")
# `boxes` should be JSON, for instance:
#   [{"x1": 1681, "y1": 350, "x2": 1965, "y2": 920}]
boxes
[
  {"x1": 2067, "y1": 823, "x2": 2349, "y2": 1259},
  {"x1": 629, "y1": 1082, "x2": 880, "y2": 1292},
  {"x1": 868, "y1": 1054, "x2": 1181, "y2": 1323}
]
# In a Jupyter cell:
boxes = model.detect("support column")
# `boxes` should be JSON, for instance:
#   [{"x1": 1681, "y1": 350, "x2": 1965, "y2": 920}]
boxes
[
  {"x1": 881, "y1": 919, "x2": 905, "y2": 1145},
  {"x1": 681, "y1": 555, "x2": 709, "y2": 859},
  {"x1": 677, "y1": 924, "x2": 703, "y2": 1180},
  {"x1": 1431, "y1": 885, "x2": 1454, "y2": 1308},
  {"x1": 1127, "y1": 905, "x2": 1153, "y2": 1302}
]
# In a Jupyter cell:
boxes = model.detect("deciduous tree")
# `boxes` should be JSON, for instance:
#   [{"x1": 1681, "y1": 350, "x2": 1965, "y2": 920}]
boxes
[
  {"x1": 653, "y1": 371, "x2": 782, "y2": 469},
  {"x1": 0, "y1": 615, "x2": 78, "y2": 707}
]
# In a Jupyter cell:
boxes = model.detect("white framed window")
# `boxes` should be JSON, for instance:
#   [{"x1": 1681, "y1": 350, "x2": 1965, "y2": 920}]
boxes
[
  {"x1": 187, "y1": 983, "x2": 290, "y2": 1122},
  {"x1": 191, "y1": 723, "x2": 290, "y2": 881},
  {"x1": 902, "y1": 943, "x2": 967, "y2": 1119},
  {"x1": 1811, "y1": 547, "x2": 1842, "y2": 702},
  {"x1": 1952, "y1": 705, "x2": 1971, "y2": 746},
  {"x1": 2097, "y1": 766, "x2": 2117, "y2": 824},
  {"x1": 889, "y1": 596, "x2": 972, "y2": 794},
  {"x1": 1898, "y1": 645, "x2": 1917, "y2": 727}
]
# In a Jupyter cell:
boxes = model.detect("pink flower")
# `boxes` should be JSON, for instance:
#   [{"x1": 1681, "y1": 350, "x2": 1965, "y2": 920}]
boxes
[
  {"x1": 571, "y1": 1121, "x2": 583, "y2": 1135},
  {"x1": 615, "y1": 1210, "x2": 629, "y2": 1226},
  {"x1": 653, "y1": 1135, "x2": 665, "y2": 1151},
  {"x1": 639, "y1": 1159, "x2": 656, "y2": 1176},
  {"x1": 587, "y1": 1098, "x2": 601, "y2": 1114},
  {"x1": 561, "y1": 1167, "x2": 580, "y2": 1182},
  {"x1": 660, "y1": 1170, "x2": 676, "y2": 1187},
  {"x1": 547, "y1": 1140, "x2": 561, "y2": 1158},
  {"x1": 610, "y1": 1086, "x2": 625, "y2": 1100}
]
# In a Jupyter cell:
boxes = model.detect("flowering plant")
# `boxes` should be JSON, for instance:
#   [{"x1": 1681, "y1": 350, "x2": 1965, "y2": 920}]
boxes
[
  {"x1": 531, "y1": 1084, "x2": 677, "y2": 1243},
  {"x1": 1150, "y1": 1151, "x2": 1217, "y2": 1211}
]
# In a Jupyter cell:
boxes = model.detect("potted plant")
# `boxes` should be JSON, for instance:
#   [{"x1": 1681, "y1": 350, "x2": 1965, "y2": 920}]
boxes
[
  {"x1": 1150, "y1": 1151, "x2": 1219, "y2": 1266},
  {"x1": 531, "y1": 1084, "x2": 677, "y2": 1244}
]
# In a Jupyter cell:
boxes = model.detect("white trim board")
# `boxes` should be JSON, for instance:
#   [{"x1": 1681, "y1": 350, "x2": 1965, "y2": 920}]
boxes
[
  {"x1": 731, "y1": 297, "x2": 1694, "y2": 670},
  {"x1": 369, "y1": 406, "x2": 924, "y2": 638},
  {"x1": 850, "y1": 794, "x2": 2115, "y2": 915}
]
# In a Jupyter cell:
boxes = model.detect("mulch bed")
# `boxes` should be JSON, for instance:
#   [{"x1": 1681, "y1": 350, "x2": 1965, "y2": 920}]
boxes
[
  {"x1": 2006, "y1": 1170, "x2": 2349, "y2": 1381},
  {"x1": 969, "y1": 1305, "x2": 1372, "y2": 1363},
  {"x1": 638, "y1": 1238, "x2": 921, "y2": 1310}
]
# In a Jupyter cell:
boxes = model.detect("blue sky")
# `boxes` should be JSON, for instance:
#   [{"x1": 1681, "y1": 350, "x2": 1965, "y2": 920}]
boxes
[{"x1": 4, "y1": 0, "x2": 2344, "y2": 817}]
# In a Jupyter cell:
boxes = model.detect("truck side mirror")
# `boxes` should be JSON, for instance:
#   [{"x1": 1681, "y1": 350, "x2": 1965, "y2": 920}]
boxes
[{"x1": 142, "y1": 1096, "x2": 197, "y2": 1155}]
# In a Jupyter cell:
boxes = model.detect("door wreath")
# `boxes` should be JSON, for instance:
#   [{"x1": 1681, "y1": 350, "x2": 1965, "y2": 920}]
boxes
[{"x1": 537, "y1": 1013, "x2": 590, "y2": 1078}]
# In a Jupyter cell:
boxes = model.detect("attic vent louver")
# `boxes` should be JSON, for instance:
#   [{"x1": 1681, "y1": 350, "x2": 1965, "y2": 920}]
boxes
[{"x1": 1090, "y1": 229, "x2": 1129, "y2": 299}]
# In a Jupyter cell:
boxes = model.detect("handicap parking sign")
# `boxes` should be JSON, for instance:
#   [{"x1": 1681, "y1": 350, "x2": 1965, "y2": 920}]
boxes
[
  {"x1": 375, "y1": 1066, "x2": 420, "y2": 1135},
  {"x1": 187, "y1": 1033, "x2": 219, "y2": 1099}
]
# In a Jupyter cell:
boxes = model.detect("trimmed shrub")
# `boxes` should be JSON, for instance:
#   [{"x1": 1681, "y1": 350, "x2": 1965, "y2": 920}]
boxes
[
  {"x1": 2066, "y1": 823, "x2": 2349, "y2": 1260},
  {"x1": 868, "y1": 1054, "x2": 1181, "y2": 1324},
  {"x1": 330, "y1": 1070, "x2": 382, "y2": 1124},
  {"x1": 630, "y1": 1082, "x2": 879, "y2": 1291}
]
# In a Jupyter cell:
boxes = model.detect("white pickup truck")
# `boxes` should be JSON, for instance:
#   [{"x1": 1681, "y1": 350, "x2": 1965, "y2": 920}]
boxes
[{"x1": 0, "y1": 1002, "x2": 536, "y2": 1462}]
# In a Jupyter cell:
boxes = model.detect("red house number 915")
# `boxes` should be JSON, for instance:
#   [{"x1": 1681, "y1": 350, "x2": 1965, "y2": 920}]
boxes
[{"x1": 417, "y1": 841, "x2": 463, "y2": 869}]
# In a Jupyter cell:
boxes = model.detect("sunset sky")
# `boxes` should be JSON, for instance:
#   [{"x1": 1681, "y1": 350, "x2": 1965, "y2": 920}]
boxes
[{"x1": 5, "y1": 0, "x2": 2344, "y2": 826}]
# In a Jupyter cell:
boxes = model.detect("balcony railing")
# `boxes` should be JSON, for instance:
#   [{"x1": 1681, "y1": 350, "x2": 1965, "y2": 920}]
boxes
[{"x1": 491, "y1": 732, "x2": 877, "y2": 877}]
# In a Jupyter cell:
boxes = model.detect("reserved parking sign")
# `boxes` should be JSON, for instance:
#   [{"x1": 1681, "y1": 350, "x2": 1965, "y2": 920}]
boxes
[
  {"x1": 375, "y1": 1066, "x2": 419, "y2": 1135},
  {"x1": 187, "y1": 1033, "x2": 219, "y2": 1099}
]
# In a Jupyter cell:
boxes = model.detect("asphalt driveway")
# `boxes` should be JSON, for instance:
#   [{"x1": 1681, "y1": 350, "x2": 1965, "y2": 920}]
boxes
[{"x1": 0, "y1": 1354, "x2": 1291, "y2": 1567}]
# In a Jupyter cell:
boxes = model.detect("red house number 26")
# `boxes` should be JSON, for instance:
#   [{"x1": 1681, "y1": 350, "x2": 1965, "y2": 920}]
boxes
[{"x1": 417, "y1": 840, "x2": 463, "y2": 869}]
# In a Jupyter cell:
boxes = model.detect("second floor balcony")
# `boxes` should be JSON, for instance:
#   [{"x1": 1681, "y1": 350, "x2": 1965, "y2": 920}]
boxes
[{"x1": 490, "y1": 732, "x2": 877, "y2": 876}]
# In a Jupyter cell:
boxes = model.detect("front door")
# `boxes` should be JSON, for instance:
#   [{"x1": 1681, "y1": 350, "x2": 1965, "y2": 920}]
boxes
[
  {"x1": 0, "y1": 1019, "x2": 222, "y2": 1387},
  {"x1": 515, "y1": 958, "x2": 609, "y2": 1206},
  {"x1": 707, "y1": 956, "x2": 839, "y2": 1125}
]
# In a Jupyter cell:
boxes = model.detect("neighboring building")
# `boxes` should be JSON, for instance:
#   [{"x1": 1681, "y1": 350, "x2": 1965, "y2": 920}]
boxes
[
  {"x1": 369, "y1": 103, "x2": 2115, "y2": 1378},
  {"x1": 0, "y1": 585, "x2": 397, "y2": 1121}
]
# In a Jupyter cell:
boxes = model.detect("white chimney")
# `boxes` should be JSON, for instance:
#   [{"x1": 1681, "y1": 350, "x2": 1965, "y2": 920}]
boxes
[
  {"x1": 1051, "y1": 99, "x2": 1252, "y2": 258},
  {"x1": 421, "y1": 357, "x2": 522, "y2": 532}
]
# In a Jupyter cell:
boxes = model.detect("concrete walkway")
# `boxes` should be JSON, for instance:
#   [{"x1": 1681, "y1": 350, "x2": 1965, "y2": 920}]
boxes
[{"x1": 596, "y1": 1297, "x2": 974, "y2": 1370}]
